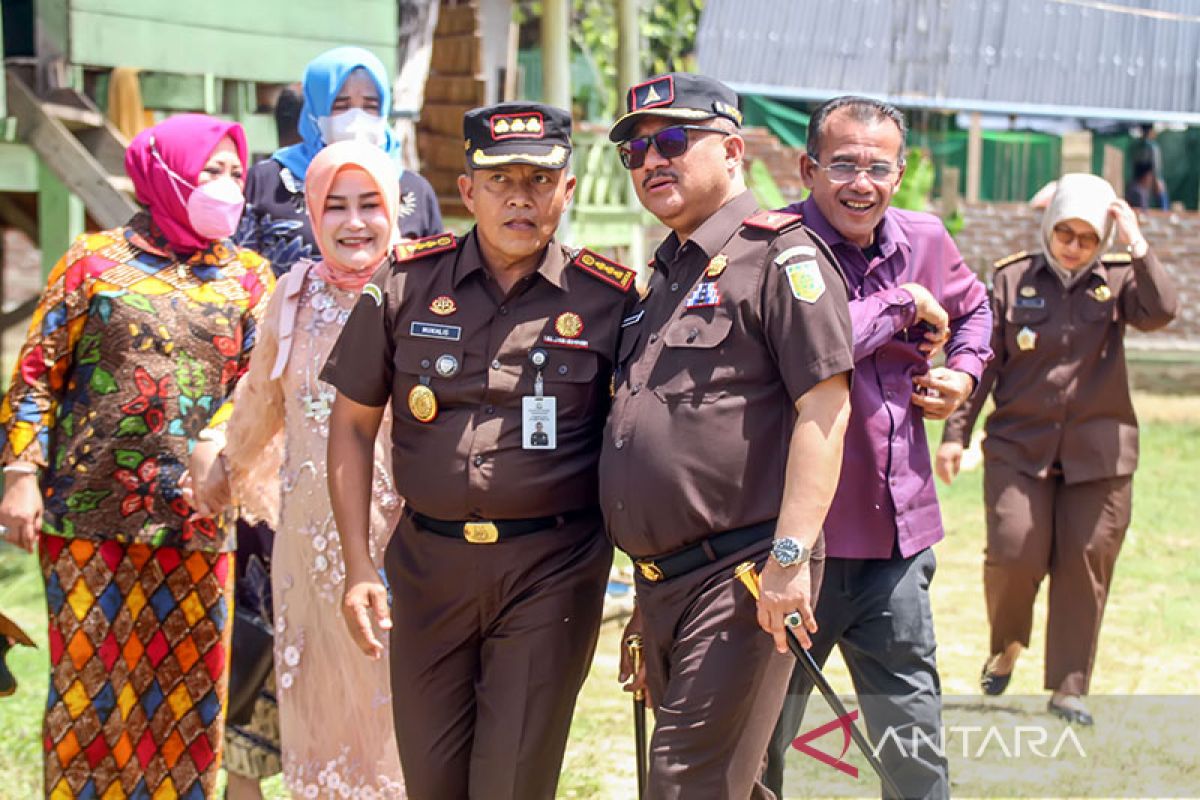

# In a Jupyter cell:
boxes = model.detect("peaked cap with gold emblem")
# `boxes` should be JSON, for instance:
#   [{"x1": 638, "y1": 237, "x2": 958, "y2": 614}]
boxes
[
  {"x1": 464, "y1": 101, "x2": 572, "y2": 170},
  {"x1": 609, "y1": 72, "x2": 743, "y2": 143}
]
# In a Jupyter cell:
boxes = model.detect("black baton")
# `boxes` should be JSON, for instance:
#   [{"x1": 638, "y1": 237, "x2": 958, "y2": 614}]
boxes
[
  {"x1": 735, "y1": 562, "x2": 904, "y2": 800},
  {"x1": 624, "y1": 633, "x2": 648, "y2": 799}
]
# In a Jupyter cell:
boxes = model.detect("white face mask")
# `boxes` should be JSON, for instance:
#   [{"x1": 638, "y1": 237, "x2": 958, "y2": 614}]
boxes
[{"x1": 317, "y1": 108, "x2": 388, "y2": 148}]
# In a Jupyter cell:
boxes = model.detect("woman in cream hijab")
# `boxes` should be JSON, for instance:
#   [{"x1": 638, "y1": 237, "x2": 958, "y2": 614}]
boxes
[
  {"x1": 192, "y1": 141, "x2": 407, "y2": 796},
  {"x1": 936, "y1": 174, "x2": 1179, "y2": 726}
]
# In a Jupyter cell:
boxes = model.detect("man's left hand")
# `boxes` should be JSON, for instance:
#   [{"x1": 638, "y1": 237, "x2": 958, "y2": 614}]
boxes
[
  {"x1": 756, "y1": 557, "x2": 817, "y2": 654},
  {"x1": 911, "y1": 367, "x2": 974, "y2": 420}
]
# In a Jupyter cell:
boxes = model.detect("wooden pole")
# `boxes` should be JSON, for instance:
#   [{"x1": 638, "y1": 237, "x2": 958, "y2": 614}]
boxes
[
  {"x1": 617, "y1": 0, "x2": 641, "y2": 102},
  {"x1": 541, "y1": 0, "x2": 571, "y2": 112},
  {"x1": 966, "y1": 111, "x2": 982, "y2": 203}
]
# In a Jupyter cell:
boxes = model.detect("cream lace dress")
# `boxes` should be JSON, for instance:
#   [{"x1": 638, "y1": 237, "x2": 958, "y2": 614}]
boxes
[{"x1": 224, "y1": 260, "x2": 404, "y2": 798}]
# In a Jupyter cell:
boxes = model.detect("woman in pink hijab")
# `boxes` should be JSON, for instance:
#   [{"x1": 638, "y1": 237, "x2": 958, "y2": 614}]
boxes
[
  {"x1": 193, "y1": 141, "x2": 406, "y2": 797},
  {"x1": 0, "y1": 114, "x2": 274, "y2": 797}
]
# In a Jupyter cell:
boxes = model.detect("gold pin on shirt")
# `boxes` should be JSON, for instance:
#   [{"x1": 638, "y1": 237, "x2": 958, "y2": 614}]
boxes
[
  {"x1": 1016, "y1": 326, "x2": 1038, "y2": 351},
  {"x1": 408, "y1": 384, "x2": 438, "y2": 422},
  {"x1": 705, "y1": 254, "x2": 728, "y2": 279},
  {"x1": 1092, "y1": 284, "x2": 1112, "y2": 302}
]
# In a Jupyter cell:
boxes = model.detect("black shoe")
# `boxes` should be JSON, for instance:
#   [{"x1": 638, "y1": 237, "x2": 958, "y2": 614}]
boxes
[
  {"x1": 980, "y1": 657, "x2": 1012, "y2": 696},
  {"x1": 1047, "y1": 699, "x2": 1094, "y2": 726}
]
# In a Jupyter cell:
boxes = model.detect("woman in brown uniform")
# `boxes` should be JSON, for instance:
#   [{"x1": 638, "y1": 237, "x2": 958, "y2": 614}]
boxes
[{"x1": 937, "y1": 173, "x2": 1178, "y2": 726}]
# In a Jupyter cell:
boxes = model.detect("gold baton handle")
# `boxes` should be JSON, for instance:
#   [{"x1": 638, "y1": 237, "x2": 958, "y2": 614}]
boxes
[
  {"x1": 734, "y1": 561, "x2": 761, "y2": 601},
  {"x1": 625, "y1": 633, "x2": 644, "y2": 702}
]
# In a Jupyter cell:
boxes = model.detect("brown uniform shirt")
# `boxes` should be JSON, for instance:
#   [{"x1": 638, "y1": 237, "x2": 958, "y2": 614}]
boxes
[
  {"x1": 943, "y1": 250, "x2": 1178, "y2": 483},
  {"x1": 599, "y1": 191, "x2": 855, "y2": 558},
  {"x1": 322, "y1": 230, "x2": 634, "y2": 519}
]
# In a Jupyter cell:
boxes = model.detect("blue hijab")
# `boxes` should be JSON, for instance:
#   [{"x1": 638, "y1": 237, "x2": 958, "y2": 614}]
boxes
[{"x1": 272, "y1": 46, "x2": 403, "y2": 182}]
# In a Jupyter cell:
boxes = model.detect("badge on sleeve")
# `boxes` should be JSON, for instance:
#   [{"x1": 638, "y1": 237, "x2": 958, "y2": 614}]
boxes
[
  {"x1": 363, "y1": 284, "x2": 383, "y2": 307},
  {"x1": 1016, "y1": 326, "x2": 1038, "y2": 351},
  {"x1": 783, "y1": 260, "x2": 825, "y2": 304}
]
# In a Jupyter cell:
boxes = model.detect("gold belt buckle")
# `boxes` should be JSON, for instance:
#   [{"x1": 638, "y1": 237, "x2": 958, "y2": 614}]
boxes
[
  {"x1": 635, "y1": 560, "x2": 664, "y2": 582},
  {"x1": 463, "y1": 522, "x2": 499, "y2": 544}
]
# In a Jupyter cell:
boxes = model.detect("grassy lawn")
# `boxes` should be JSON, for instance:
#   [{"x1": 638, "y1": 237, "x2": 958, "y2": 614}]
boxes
[{"x1": 2, "y1": 393, "x2": 1198, "y2": 798}]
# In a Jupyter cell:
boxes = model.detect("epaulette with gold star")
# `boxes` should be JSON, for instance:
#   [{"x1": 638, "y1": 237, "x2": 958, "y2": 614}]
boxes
[
  {"x1": 393, "y1": 233, "x2": 457, "y2": 263},
  {"x1": 572, "y1": 248, "x2": 635, "y2": 293},
  {"x1": 743, "y1": 210, "x2": 803, "y2": 232},
  {"x1": 992, "y1": 250, "x2": 1031, "y2": 271}
]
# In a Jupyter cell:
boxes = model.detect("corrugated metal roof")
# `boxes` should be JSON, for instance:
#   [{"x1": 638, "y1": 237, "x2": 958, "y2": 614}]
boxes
[{"x1": 696, "y1": 0, "x2": 1200, "y2": 122}]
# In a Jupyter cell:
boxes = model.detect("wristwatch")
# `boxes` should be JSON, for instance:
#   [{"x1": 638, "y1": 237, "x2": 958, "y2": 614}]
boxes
[{"x1": 770, "y1": 537, "x2": 812, "y2": 568}]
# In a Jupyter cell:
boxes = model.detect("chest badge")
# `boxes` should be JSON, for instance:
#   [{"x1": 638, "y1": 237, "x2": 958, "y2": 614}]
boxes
[
  {"x1": 555, "y1": 312, "x2": 584, "y2": 338},
  {"x1": 705, "y1": 254, "x2": 728, "y2": 279},
  {"x1": 1020, "y1": 285, "x2": 1037, "y2": 298},
  {"x1": 408, "y1": 384, "x2": 438, "y2": 423},
  {"x1": 1091, "y1": 284, "x2": 1112, "y2": 302},
  {"x1": 435, "y1": 354, "x2": 460, "y2": 378},
  {"x1": 1016, "y1": 326, "x2": 1038, "y2": 351},
  {"x1": 429, "y1": 295, "x2": 457, "y2": 316},
  {"x1": 684, "y1": 281, "x2": 721, "y2": 309}
]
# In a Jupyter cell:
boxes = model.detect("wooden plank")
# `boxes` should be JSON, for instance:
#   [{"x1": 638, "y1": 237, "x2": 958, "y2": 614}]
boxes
[
  {"x1": 7, "y1": 73, "x2": 137, "y2": 227},
  {"x1": 38, "y1": 160, "x2": 86, "y2": 277},
  {"x1": 420, "y1": 103, "x2": 472, "y2": 137},
  {"x1": 1060, "y1": 130, "x2": 1093, "y2": 175},
  {"x1": 430, "y1": 35, "x2": 482, "y2": 77},
  {"x1": 417, "y1": 132, "x2": 469, "y2": 171},
  {"x1": 0, "y1": 143, "x2": 39, "y2": 191},
  {"x1": 68, "y1": 11, "x2": 397, "y2": 84},
  {"x1": 424, "y1": 76, "x2": 487, "y2": 105},
  {"x1": 966, "y1": 112, "x2": 982, "y2": 203},
  {"x1": 1103, "y1": 145, "x2": 1125, "y2": 198},
  {"x1": 435, "y1": 5, "x2": 479, "y2": 37},
  {"x1": 71, "y1": 0, "x2": 397, "y2": 45}
]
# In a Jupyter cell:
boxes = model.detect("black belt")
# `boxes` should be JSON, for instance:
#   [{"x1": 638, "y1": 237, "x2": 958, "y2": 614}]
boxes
[
  {"x1": 634, "y1": 520, "x2": 777, "y2": 583},
  {"x1": 411, "y1": 509, "x2": 597, "y2": 544}
]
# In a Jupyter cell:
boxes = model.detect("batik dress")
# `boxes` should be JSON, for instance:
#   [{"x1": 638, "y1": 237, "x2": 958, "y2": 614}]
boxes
[
  {"x1": 0, "y1": 213, "x2": 273, "y2": 799},
  {"x1": 221, "y1": 260, "x2": 405, "y2": 798}
]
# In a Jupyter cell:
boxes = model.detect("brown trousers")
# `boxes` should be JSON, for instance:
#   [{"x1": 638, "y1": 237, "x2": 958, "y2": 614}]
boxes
[
  {"x1": 983, "y1": 458, "x2": 1132, "y2": 695},
  {"x1": 384, "y1": 511, "x2": 612, "y2": 800},
  {"x1": 637, "y1": 537, "x2": 824, "y2": 800}
]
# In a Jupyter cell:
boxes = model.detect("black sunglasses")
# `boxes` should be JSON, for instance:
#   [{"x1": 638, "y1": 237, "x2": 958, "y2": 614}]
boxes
[{"x1": 618, "y1": 124, "x2": 730, "y2": 170}]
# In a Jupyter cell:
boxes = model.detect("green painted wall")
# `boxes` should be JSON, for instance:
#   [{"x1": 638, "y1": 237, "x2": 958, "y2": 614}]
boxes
[{"x1": 66, "y1": 0, "x2": 398, "y2": 83}]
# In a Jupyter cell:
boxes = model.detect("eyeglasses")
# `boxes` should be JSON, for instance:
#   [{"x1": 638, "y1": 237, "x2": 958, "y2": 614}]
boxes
[
  {"x1": 618, "y1": 125, "x2": 730, "y2": 170},
  {"x1": 809, "y1": 159, "x2": 901, "y2": 184},
  {"x1": 1052, "y1": 225, "x2": 1100, "y2": 249}
]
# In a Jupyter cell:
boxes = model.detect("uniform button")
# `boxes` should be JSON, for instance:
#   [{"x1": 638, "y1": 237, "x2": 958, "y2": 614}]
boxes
[
  {"x1": 491, "y1": 359, "x2": 502, "y2": 370},
  {"x1": 670, "y1": 282, "x2": 680, "y2": 292},
  {"x1": 499, "y1": 306, "x2": 509, "y2": 315},
  {"x1": 649, "y1": 333, "x2": 659, "y2": 344},
  {"x1": 614, "y1": 439, "x2": 625, "y2": 449},
  {"x1": 558, "y1": 365, "x2": 569, "y2": 375},
  {"x1": 421, "y1": 359, "x2": 431, "y2": 369},
  {"x1": 484, "y1": 405, "x2": 495, "y2": 414},
  {"x1": 686, "y1": 328, "x2": 699, "y2": 343},
  {"x1": 885, "y1": 391, "x2": 893, "y2": 399},
  {"x1": 473, "y1": 455, "x2": 484, "y2": 467},
  {"x1": 615, "y1": 501, "x2": 625, "y2": 511},
  {"x1": 631, "y1": 383, "x2": 642, "y2": 394},
  {"x1": 890, "y1": 478, "x2": 898, "y2": 486}
]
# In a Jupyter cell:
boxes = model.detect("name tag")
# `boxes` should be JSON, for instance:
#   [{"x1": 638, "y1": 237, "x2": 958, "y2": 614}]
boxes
[
  {"x1": 410, "y1": 321, "x2": 462, "y2": 341},
  {"x1": 1015, "y1": 297, "x2": 1045, "y2": 309}
]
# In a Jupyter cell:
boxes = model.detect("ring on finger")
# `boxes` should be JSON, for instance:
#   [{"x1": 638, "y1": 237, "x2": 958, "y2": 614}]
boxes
[{"x1": 784, "y1": 611, "x2": 803, "y2": 629}]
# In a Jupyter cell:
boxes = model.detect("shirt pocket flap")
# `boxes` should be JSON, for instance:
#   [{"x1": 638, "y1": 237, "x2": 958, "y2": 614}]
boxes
[
  {"x1": 663, "y1": 313, "x2": 734, "y2": 349},
  {"x1": 543, "y1": 347, "x2": 599, "y2": 383},
  {"x1": 1006, "y1": 304, "x2": 1050, "y2": 326},
  {"x1": 394, "y1": 341, "x2": 464, "y2": 377}
]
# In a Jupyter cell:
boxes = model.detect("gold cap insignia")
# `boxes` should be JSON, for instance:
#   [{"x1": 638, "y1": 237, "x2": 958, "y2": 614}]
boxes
[{"x1": 1020, "y1": 286, "x2": 1037, "y2": 298}]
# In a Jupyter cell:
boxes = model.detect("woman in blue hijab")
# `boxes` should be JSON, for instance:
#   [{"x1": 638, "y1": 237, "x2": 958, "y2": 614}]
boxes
[{"x1": 235, "y1": 46, "x2": 442, "y2": 276}]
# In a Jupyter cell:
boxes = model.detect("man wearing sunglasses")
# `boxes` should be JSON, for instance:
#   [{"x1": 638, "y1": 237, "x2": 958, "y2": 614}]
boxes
[
  {"x1": 765, "y1": 96, "x2": 993, "y2": 800},
  {"x1": 602, "y1": 72, "x2": 855, "y2": 797}
]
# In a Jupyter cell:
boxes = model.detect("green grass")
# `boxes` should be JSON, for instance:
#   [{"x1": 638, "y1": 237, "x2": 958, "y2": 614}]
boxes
[{"x1": 2, "y1": 394, "x2": 1198, "y2": 798}]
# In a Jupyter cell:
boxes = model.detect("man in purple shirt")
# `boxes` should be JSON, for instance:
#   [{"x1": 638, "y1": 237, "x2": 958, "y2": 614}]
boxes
[{"x1": 766, "y1": 97, "x2": 992, "y2": 799}]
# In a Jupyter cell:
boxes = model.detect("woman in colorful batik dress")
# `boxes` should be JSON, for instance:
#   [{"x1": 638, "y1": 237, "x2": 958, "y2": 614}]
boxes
[
  {"x1": 0, "y1": 114, "x2": 273, "y2": 798},
  {"x1": 192, "y1": 141, "x2": 406, "y2": 797}
]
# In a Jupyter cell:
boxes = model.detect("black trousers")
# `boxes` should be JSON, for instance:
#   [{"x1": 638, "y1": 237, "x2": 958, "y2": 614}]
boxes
[{"x1": 766, "y1": 549, "x2": 949, "y2": 800}]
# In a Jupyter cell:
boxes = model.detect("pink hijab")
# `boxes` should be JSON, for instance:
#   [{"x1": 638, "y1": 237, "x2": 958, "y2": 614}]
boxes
[
  {"x1": 124, "y1": 114, "x2": 248, "y2": 254},
  {"x1": 304, "y1": 140, "x2": 400, "y2": 290}
]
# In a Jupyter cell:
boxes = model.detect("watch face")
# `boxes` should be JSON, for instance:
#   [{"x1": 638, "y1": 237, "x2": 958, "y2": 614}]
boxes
[{"x1": 773, "y1": 537, "x2": 802, "y2": 566}]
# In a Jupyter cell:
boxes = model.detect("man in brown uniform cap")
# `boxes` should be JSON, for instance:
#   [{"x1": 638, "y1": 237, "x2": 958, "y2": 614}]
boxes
[
  {"x1": 322, "y1": 102, "x2": 635, "y2": 799},
  {"x1": 606, "y1": 72, "x2": 855, "y2": 798}
]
